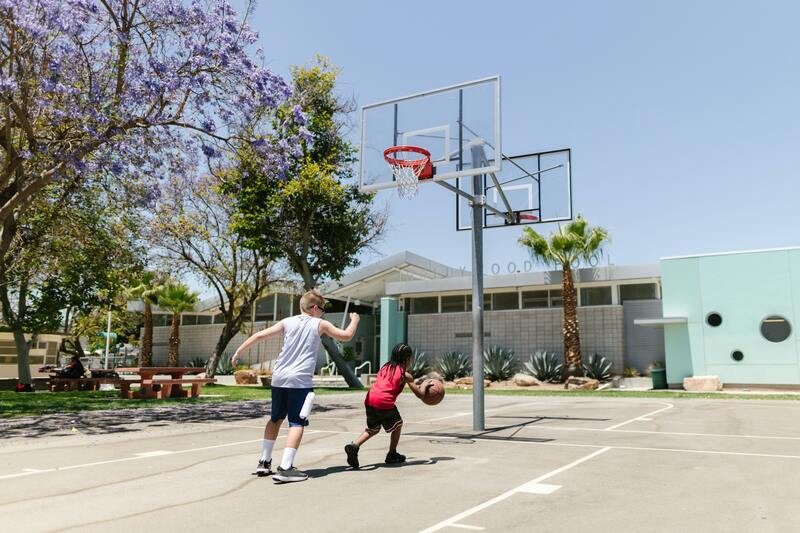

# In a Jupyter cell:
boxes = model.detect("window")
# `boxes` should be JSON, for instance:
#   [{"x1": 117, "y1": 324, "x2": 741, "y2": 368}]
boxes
[
  {"x1": 196, "y1": 315, "x2": 212, "y2": 325},
  {"x1": 492, "y1": 292, "x2": 519, "y2": 311},
  {"x1": 410, "y1": 297, "x2": 438, "y2": 314},
  {"x1": 465, "y1": 294, "x2": 492, "y2": 311},
  {"x1": 706, "y1": 313, "x2": 722, "y2": 327},
  {"x1": 760, "y1": 316, "x2": 791, "y2": 343},
  {"x1": 580, "y1": 286, "x2": 612, "y2": 306},
  {"x1": 522, "y1": 290, "x2": 549, "y2": 309},
  {"x1": 182, "y1": 314, "x2": 198, "y2": 326},
  {"x1": 212, "y1": 313, "x2": 224, "y2": 324},
  {"x1": 255, "y1": 295, "x2": 275, "y2": 322},
  {"x1": 152, "y1": 314, "x2": 171, "y2": 327},
  {"x1": 276, "y1": 293, "x2": 292, "y2": 320},
  {"x1": 619, "y1": 283, "x2": 658, "y2": 302},
  {"x1": 550, "y1": 290, "x2": 563, "y2": 307},
  {"x1": 441, "y1": 294, "x2": 468, "y2": 313}
]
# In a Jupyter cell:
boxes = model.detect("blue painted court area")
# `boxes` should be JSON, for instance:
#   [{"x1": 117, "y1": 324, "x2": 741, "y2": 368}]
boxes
[{"x1": 1, "y1": 394, "x2": 799, "y2": 532}]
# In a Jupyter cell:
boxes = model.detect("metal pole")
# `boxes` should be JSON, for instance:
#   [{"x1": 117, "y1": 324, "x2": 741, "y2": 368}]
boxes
[
  {"x1": 471, "y1": 171, "x2": 486, "y2": 432},
  {"x1": 104, "y1": 305, "x2": 112, "y2": 369}
]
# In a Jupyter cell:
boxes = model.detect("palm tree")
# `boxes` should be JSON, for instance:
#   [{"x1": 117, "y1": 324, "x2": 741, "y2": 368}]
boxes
[
  {"x1": 126, "y1": 272, "x2": 165, "y2": 367},
  {"x1": 157, "y1": 282, "x2": 199, "y2": 367},
  {"x1": 518, "y1": 215, "x2": 609, "y2": 378}
]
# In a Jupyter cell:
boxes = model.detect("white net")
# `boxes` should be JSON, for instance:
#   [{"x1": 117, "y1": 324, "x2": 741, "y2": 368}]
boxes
[{"x1": 390, "y1": 163, "x2": 424, "y2": 199}]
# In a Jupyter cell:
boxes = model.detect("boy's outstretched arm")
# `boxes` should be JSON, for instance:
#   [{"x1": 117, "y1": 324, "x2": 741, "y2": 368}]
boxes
[
  {"x1": 318, "y1": 312, "x2": 360, "y2": 341},
  {"x1": 231, "y1": 321, "x2": 284, "y2": 365}
]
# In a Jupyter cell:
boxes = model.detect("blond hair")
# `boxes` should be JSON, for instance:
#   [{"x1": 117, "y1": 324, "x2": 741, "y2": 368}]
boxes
[{"x1": 299, "y1": 289, "x2": 326, "y2": 313}]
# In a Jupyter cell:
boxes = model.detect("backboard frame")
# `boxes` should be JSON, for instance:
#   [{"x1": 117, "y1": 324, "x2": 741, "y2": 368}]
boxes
[{"x1": 358, "y1": 75, "x2": 502, "y2": 193}]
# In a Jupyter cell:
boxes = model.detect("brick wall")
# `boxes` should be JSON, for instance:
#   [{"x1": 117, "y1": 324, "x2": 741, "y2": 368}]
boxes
[{"x1": 407, "y1": 306, "x2": 625, "y2": 373}]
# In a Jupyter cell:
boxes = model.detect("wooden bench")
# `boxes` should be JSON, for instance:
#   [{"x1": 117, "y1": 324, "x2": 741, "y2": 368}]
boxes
[
  {"x1": 120, "y1": 377, "x2": 216, "y2": 399},
  {"x1": 49, "y1": 376, "x2": 122, "y2": 392}
]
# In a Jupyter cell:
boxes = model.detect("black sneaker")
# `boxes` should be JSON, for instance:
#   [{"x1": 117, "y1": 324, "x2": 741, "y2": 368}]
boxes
[
  {"x1": 385, "y1": 451, "x2": 406, "y2": 464},
  {"x1": 255, "y1": 459, "x2": 273, "y2": 477},
  {"x1": 273, "y1": 465, "x2": 309, "y2": 483},
  {"x1": 345, "y1": 443, "x2": 360, "y2": 469}
]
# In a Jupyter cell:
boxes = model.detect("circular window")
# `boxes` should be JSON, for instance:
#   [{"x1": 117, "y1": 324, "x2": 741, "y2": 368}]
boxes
[
  {"x1": 706, "y1": 313, "x2": 722, "y2": 327},
  {"x1": 731, "y1": 350, "x2": 744, "y2": 362},
  {"x1": 760, "y1": 316, "x2": 791, "y2": 343}
]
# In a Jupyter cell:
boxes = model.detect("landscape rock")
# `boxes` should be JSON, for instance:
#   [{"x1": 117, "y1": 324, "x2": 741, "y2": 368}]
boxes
[
  {"x1": 683, "y1": 375, "x2": 722, "y2": 392},
  {"x1": 513, "y1": 373, "x2": 540, "y2": 386},
  {"x1": 234, "y1": 369, "x2": 257, "y2": 385},
  {"x1": 564, "y1": 376, "x2": 599, "y2": 390}
]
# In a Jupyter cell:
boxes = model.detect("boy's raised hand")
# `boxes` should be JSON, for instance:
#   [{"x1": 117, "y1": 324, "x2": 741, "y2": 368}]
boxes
[{"x1": 349, "y1": 312, "x2": 360, "y2": 323}]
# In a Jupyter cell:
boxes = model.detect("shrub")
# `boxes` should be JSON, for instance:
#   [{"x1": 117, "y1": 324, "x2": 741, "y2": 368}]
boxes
[
  {"x1": 410, "y1": 349, "x2": 429, "y2": 379},
  {"x1": 524, "y1": 351, "x2": 562, "y2": 382},
  {"x1": 483, "y1": 346, "x2": 517, "y2": 381},
  {"x1": 583, "y1": 353, "x2": 612, "y2": 381},
  {"x1": 437, "y1": 351, "x2": 471, "y2": 381},
  {"x1": 623, "y1": 367, "x2": 640, "y2": 378},
  {"x1": 188, "y1": 357, "x2": 206, "y2": 368}
]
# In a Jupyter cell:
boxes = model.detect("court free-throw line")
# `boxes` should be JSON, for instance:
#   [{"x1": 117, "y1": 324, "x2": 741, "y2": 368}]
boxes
[{"x1": 418, "y1": 447, "x2": 611, "y2": 533}]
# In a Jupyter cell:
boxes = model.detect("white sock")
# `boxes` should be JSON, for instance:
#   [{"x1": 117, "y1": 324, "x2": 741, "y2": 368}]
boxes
[
  {"x1": 261, "y1": 439, "x2": 275, "y2": 462},
  {"x1": 280, "y1": 447, "x2": 297, "y2": 470}
]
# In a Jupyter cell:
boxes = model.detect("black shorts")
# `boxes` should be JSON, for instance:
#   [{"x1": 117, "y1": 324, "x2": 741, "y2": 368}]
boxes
[{"x1": 365, "y1": 404, "x2": 403, "y2": 435}]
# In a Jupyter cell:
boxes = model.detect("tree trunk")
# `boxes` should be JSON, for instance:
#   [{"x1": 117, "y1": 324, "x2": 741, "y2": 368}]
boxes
[
  {"x1": 561, "y1": 263, "x2": 584, "y2": 378},
  {"x1": 205, "y1": 319, "x2": 241, "y2": 377},
  {"x1": 167, "y1": 313, "x2": 180, "y2": 366},
  {"x1": 140, "y1": 302, "x2": 153, "y2": 366},
  {"x1": 320, "y1": 336, "x2": 363, "y2": 388},
  {"x1": 12, "y1": 327, "x2": 33, "y2": 385}
]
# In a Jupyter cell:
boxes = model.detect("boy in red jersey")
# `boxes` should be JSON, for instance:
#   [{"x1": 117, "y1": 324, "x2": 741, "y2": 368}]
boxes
[{"x1": 344, "y1": 343, "x2": 431, "y2": 468}]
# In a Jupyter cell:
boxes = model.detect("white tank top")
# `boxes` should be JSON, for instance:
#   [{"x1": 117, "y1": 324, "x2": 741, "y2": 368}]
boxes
[{"x1": 271, "y1": 314, "x2": 322, "y2": 388}]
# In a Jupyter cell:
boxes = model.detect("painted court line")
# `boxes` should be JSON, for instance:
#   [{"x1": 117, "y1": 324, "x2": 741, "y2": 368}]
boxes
[
  {"x1": 419, "y1": 447, "x2": 611, "y2": 533},
  {"x1": 604, "y1": 402, "x2": 674, "y2": 430},
  {"x1": 448, "y1": 524, "x2": 485, "y2": 530}
]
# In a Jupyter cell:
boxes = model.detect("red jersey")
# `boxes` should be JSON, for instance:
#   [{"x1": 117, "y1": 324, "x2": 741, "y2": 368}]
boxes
[{"x1": 365, "y1": 364, "x2": 407, "y2": 409}]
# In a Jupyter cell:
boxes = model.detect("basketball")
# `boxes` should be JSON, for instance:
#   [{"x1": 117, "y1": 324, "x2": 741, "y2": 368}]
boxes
[{"x1": 422, "y1": 379, "x2": 445, "y2": 406}]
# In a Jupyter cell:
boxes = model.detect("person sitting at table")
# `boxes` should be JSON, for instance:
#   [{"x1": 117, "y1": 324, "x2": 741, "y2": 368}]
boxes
[{"x1": 59, "y1": 356, "x2": 85, "y2": 379}]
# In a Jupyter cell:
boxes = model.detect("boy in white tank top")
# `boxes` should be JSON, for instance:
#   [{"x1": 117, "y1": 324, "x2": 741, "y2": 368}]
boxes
[{"x1": 233, "y1": 289, "x2": 360, "y2": 483}]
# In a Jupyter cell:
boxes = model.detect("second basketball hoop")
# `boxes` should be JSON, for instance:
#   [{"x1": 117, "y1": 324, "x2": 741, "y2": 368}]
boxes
[{"x1": 384, "y1": 145, "x2": 433, "y2": 199}]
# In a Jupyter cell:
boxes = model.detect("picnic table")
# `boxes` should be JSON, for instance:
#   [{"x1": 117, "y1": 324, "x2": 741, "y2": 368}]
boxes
[
  {"x1": 115, "y1": 367, "x2": 216, "y2": 399},
  {"x1": 40, "y1": 367, "x2": 122, "y2": 392}
]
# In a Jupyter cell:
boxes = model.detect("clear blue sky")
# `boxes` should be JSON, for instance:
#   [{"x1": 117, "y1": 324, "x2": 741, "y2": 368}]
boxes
[{"x1": 238, "y1": 0, "x2": 800, "y2": 276}]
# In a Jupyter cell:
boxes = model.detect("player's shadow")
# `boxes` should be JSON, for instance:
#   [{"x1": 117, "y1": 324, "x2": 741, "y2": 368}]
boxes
[
  {"x1": 0, "y1": 401, "x2": 355, "y2": 440},
  {"x1": 304, "y1": 456, "x2": 455, "y2": 479}
]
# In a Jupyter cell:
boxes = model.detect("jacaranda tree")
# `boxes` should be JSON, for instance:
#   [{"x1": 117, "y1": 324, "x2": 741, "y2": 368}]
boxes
[{"x1": 0, "y1": 0, "x2": 305, "y2": 385}]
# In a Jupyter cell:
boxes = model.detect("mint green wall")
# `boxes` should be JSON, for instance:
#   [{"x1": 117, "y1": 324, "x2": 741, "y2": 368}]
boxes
[
  {"x1": 661, "y1": 249, "x2": 800, "y2": 385},
  {"x1": 380, "y1": 297, "x2": 407, "y2": 366}
]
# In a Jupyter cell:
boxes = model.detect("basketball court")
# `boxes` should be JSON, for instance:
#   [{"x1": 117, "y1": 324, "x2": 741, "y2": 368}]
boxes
[{"x1": 2, "y1": 393, "x2": 800, "y2": 532}]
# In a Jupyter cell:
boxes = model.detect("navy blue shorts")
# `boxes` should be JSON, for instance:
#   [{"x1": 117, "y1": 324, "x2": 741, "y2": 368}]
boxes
[{"x1": 270, "y1": 387, "x2": 313, "y2": 427}]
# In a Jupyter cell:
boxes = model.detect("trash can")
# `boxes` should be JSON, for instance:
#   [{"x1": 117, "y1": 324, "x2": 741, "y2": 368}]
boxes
[{"x1": 651, "y1": 368, "x2": 667, "y2": 389}]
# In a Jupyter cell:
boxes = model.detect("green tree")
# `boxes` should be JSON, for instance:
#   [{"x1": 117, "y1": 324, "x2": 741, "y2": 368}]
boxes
[
  {"x1": 0, "y1": 183, "x2": 142, "y2": 385},
  {"x1": 518, "y1": 215, "x2": 609, "y2": 378},
  {"x1": 224, "y1": 57, "x2": 386, "y2": 387},
  {"x1": 157, "y1": 282, "x2": 199, "y2": 367},
  {"x1": 147, "y1": 173, "x2": 279, "y2": 376},
  {"x1": 125, "y1": 272, "x2": 167, "y2": 367}
]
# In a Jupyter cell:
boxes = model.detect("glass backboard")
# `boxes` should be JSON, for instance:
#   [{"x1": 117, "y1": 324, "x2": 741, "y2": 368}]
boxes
[
  {"x1": 359, "y1": 76, "x2": 501, "y2": 193},
  {"x1": 456, "y1": 149, "x2": 572, "y2": 230}
]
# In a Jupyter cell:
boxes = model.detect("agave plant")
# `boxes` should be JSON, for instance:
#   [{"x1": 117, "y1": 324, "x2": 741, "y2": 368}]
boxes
[
  {"x1": 216, "y1": 357, "x2": 236, "y2": 376},
  {"x1": 483, "y1": 346, "x2": 517, "y2": 381},
  {"x1": 584, "y1": 353, "x2": 612, "y2": 381},
  {"x1": 410, "y1": 349, "x2": 429, "y2": 379},
  {"x1": 524, "y1": 351, "x2": 563, "y2": 382},
  {"x1": 437, "y1": 351, "x2": 471, "y2": 381},
  {"x1": 188, "y1": 357, "x2": 206, "y2": 368}
]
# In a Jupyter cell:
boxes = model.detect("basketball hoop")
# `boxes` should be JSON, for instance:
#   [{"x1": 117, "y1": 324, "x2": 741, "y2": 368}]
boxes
[{"x1": 384, "y1": 146, "x2": 433, "y2": 199}]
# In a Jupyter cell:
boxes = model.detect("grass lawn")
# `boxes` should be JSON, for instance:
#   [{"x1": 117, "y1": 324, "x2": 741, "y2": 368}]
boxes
[{"x1": 2, "y1": 385, "x2": 799, "y2": 419}]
